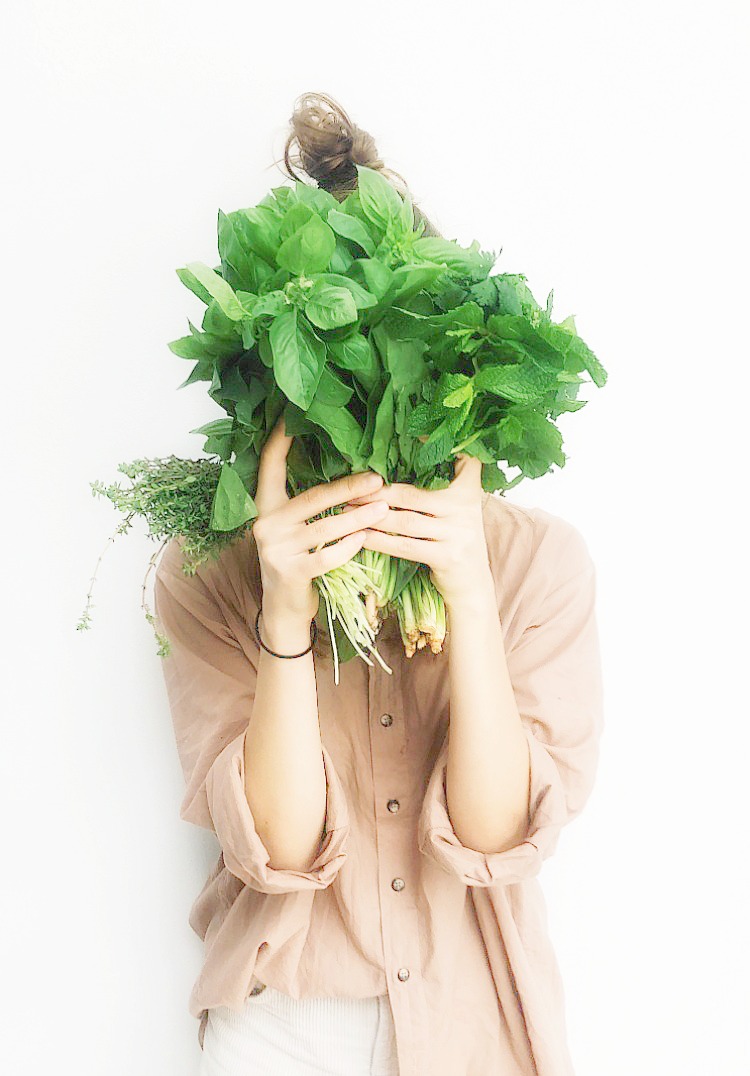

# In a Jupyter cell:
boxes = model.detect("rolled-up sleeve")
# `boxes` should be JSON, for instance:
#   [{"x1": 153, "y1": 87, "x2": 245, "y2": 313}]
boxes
[
  {"x1": 153, "y1": 539, "x2": 350, "y2": 895},
  {"x1": 417, "y1": 522, "x2": 604, "y2": 888}
]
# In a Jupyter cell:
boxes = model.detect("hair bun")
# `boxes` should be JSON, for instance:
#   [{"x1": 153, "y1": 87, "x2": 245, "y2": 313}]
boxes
[{"x1": 282, "y1": 91, "x2": 406, "y2": 199}]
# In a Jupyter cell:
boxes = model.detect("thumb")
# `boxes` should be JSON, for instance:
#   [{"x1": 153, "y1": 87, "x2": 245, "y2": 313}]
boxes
[
  {"x1": 451, "y1": 450, "x2": 482, "y2": 486},
  {"x1": 255, "y1": 412, "x2": 293, "y2": 514}
]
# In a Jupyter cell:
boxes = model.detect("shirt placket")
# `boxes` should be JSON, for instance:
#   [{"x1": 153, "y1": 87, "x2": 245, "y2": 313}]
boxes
[{"x1": 368, "y1": 641, "x2": 429, "y2": 1076}]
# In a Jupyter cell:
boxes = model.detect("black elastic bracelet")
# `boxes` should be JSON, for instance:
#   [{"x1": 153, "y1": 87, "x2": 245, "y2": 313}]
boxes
[{"x1": 254, "y1": 608, "x2": 317, "y2": 659}]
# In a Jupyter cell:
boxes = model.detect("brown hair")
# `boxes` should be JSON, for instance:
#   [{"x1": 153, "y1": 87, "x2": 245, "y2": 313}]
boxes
[{"x1": 276, "y1": 90, "x2": 443, "y2": 238}]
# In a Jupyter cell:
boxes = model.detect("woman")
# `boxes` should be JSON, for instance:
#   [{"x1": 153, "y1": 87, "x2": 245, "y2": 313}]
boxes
[{"x1": 154, "y1": 92, "x2": 604, "y2": 1076}]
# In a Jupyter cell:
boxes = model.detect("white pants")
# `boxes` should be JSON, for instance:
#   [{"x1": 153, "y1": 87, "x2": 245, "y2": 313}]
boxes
[{"x1": 198, "y1": 983, "x2": 400, "y2": 1075}]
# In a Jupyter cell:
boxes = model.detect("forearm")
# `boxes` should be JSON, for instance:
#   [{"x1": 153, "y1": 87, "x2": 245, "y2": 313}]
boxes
[
  {"x1": 243, "y1": 602, "x2": 327, "y2": 873},
  {"x1": 445, "y1": 570, "x2": 531, "y2": 855}
]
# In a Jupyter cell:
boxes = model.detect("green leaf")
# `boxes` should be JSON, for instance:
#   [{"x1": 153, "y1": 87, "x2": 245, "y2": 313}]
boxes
[
  {"x1": 491, "y1": 274, "x2": 546, "y2": 319},
  {"x1": 382, "y1": 263, "x2": 447, "y2": 305},
  {"x1": 304, "y1": 282, "x2": 359, "y2": 330},
  {"x1": 309, "y1": 366, "x2": 353, "y2": 408},
  {"x1": 245, "y1": 290, "x2": 290, "y2": 321},
  {"x1": 279, "y1": 202, "x2": 315, "y2": 242},
  {"x1": 293, "y1": 181, "x2": 341, "y2": 217},
  {"x1": 412, "y1": 236, "x2": 496, "y2": 279},
  {"x1": 355, "y1": 165, "x2": 404, "y2": 231},
  {"x1": 474, "y1": 362, "x2": 557, "y2": 404},
  {"x1": 328, "y1": 333, "x2": 379, "y2": 394},
  {"x1": 351, "y1": 258, "x2": 394, "y2": 300},
  {"x1": 177, "y1": 358, "x2": 214, "y2": 388},
  {"x1": 234, "y1": 206, "x2": 282, "y2": 267},
  {"x1": 368, "y1": 378, "x2": 395, "y2": 478},
  {"x1": 399, "y1": 190, "x2": 415, "y2": 234},
  {"x1": 269, "y1": 307, "x2": 326, "y2": 409},
  {"x1": 305, "y1": 397, "x2": 366, "y2": 468},
  {"x1": 537, "y1": 322, "x2": 608, "y2": 388},
  {"x1": 175, "y1": 266, "x2": 213, "y2": 306},
  {"x1": 314, "y1": 273, "x2": 377, "y2": 310},
  {"x1": 202, "y1": 299, "x2": 244, "y2": 340},
  {"x1": 218, "y1": 209, "x2": 267, "y2": 293},
  {"x1": 276, "y1": 214, "x2": 337, "y2": 276},
  {"x1": 326, "y1": 209, "x2": 377, "y2": 256},
  {"x1": 497, "y1": 408, "x2": 566, "y2": 478},
  {"x1": 209, "y1": 461, "x2": 258, "y2": 531},
  {"x1": 443, "y1": 379, "x2": 473, "y2": 408},
  {"x1": 415, "y1": 418, "x2": 454, "y2": 467},
  {"x1": 375, "y1": 326, "x2": 428, "y2": 393},
  {"x1": 183, "y1": 262, "x2": 245, "y2": 320},
  {"x1": 213, "y1": 366, "x2": 268, "y2": 427},
  {"x1": 190, "y1": 417, "x2": 234, "y2": 459},
  {"x1": 481, "y1": 463, "x2": 522, "y2": 493}
]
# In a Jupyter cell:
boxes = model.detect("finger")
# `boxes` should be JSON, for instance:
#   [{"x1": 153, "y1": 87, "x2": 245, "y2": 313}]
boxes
[
  {"x1": 288, "y1": 470, "x2": 384, "y2": 524},
  {"x1": 346, "y1": 481, "x2": 447, "y2": 516},
  {"x1": 295, "y1": 501, "x2": 389, "y2": 551},
  {"x1": 255, "y1": 414, "x2": 293, "y2": 515},
  {"x1": 365, "y1": 506, "x2": 444, "y2": 541},
  {"x1": 305, "y1": 530, "x2": 369, "y2": 577},
  {"x1": 360, "y1": 528, "x2": 436, "y2": 564}
]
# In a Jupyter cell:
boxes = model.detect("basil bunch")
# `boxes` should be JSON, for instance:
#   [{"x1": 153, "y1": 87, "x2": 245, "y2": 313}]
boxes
[
  {"x1": 172, "y1": 166, "x2": 605, "y2": 539},
  {"x1": 81, "y1": 165, "x2": 606, "y2": 674}
]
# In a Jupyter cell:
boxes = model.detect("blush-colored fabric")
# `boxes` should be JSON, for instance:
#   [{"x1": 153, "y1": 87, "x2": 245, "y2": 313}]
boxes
[{"x1": 153, "y1": 492, "x2": 605, "y2": 1076}]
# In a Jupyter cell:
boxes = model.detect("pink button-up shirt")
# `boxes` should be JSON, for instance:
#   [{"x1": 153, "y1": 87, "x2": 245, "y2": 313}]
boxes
[{"x1": 153, "y1": 492, "x2": 604, "y2": 1075}]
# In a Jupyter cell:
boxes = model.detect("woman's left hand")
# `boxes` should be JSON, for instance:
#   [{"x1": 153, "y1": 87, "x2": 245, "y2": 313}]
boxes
[{"x1": 345, "y1": 453, "x2": 492, "y2": 611}]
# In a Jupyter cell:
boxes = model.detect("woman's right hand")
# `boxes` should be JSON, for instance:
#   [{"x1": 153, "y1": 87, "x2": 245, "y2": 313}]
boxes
[{"x1": 252, "y1": 415, "x2": 390, "y2": 628}]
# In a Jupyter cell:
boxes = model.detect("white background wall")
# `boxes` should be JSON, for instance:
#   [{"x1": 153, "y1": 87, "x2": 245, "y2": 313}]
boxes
[{"x1": 3, "y1": 2, "x2": 748, "y2": 1073}]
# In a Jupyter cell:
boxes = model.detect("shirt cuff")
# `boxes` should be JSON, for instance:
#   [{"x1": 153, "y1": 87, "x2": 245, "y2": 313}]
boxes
[
  {"x1": 417, "y1": 725, "x2": 567, "y2": 887},
  {"x1": 205, "y1": 733, "x2": 351, "y2": 894}
]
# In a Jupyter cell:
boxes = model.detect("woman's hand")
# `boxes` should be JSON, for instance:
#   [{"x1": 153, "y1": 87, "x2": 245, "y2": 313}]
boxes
[
  {"x1": 345, "y1": 453, "x2": 492, "y2": 611},
  {"x1": 252, "y1": 415, "x2": 390, "y2": 627}
]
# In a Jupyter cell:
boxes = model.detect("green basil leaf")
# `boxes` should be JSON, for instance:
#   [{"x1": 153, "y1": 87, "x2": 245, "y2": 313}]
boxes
[
  {"x1": 279, "y1": 202, "x2": 315, "y2": 241},
  {"x1": 236, "y1": 206, "x2": 282, "y2": 266},
  {"x1": 412, "y1": 236, "x2": 496, "y2": 279},
  {"x1": 326, "y1": 209, "x2": 377, "y2": 256},
  {"x1": 309, "y1": 366, "x2": 353, "y2": 408},
  {"x1": 304, "y1": 282, "x2": 359, "y2": 330},
  {"x1": 276, "y1": 215, "x2": 337, "y2": 276},
  {"x1": 175, "y1": 266, "x2": 213, "y2": 306},
  {"x1": 314, "y1": 273, "x2": 377, "y2": 309},
  {"x1": 218, "y1": 209, "x2": 268, "y2": 293},
  {"x1": 209, "y1": 461, "x2": 258, "y2": 531},
  {"x1": 368, "y1": 378, "x2": 395, "y2": 478},
  {"x1": 183, "y1": 262, "x2": 245, "y2": 320},
  {"x1": 327, "y1": 333, "x2": 379, "y2": 394},
  {"x1": 305, "y1": 398, "x2": 366, "y2": 468},
  {"x1": 355, "y1": 165, "x2": 404, "y2": 231},
  {"x1": 268, "y1": 307, "x2": 326, "y2": 409}
]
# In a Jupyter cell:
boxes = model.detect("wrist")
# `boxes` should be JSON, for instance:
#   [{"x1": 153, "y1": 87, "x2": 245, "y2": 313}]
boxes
[
  {"x1": 258, "y1": 600, "x2": 316, "y2": 653},
  {"x1": 442, "y1": 564, "x2": 496, "y2": 618}
]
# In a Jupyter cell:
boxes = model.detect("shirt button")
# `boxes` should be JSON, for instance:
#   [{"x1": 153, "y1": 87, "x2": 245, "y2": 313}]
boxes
[
  {"x1": 391, "y1": 877, "x2": 405, "y2": 891},
  {"x1": 387, "y1": 799, "x2": 400, "y2": 813},
  {"x1": 380, "y1": 713, "x2": 394, "y2": 727},
  {"x1": 397, "y1": 968, "x2": 410, "y2": 982}
]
